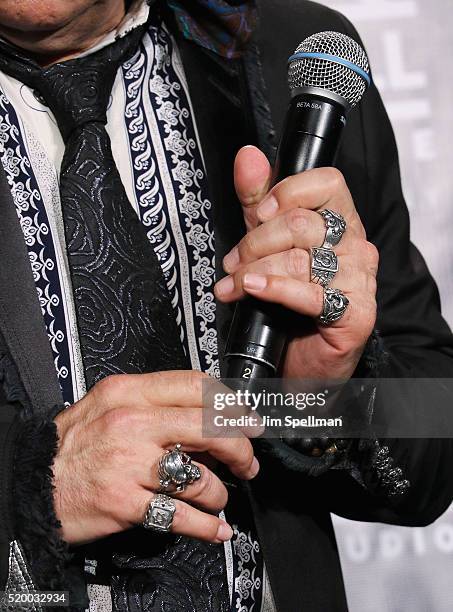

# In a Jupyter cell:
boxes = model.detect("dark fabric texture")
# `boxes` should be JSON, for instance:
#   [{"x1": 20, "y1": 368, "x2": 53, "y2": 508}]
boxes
[
  {"x1": 0, "y1": 331, "x2": 31, "y2": 410},
  {"x1": 12, "y1": 416, "x2": 70, "y2": 591},
  {"x1": 0, "y1": 319, "x2": 68, "y2": 592},
  {"x1": 1, "y1": 1, "x2": 453, "y2": 611},
  {"x1": 111, "y1": 537, "x2": 230, "y2": 612}
]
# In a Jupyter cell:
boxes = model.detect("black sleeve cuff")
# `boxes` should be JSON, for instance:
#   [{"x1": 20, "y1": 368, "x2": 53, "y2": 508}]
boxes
[
  {"x1": 257, "y1": 331, "x2": 410, "y2": 502},
  {"x1": 12, "y1": 414, "x2": 69, "y2": 590}
]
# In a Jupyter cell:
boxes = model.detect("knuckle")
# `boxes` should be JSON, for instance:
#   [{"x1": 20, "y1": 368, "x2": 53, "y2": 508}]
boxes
[
  {"x1": 286, "y1": 207, "x2": 309, "y2": 235},
  {"x1": 355, "y1": 221, "x2": 367, "y2": 240},
  {"x1": 173, "y1": 500, "x2": 188, "y2": 529},
  {"x1": 239, "y1": 232, "x2": 260, "y2": 261},
  {"x1": 366, "y1": 296, "x2": 378, "y2": 321},
  {"x1": 193, "y1": 468, "x2": 216, "y2": 500},
  {"x1": 324, "y1": 167, "x2": 346, "y2": 191},
  {"x1": 257, "y1": 257, "x2": 276, "y2": 275},
  {"x1": 100, "y1": 406, "x2": 138, "y2": 432},
  {"x1": 313, "y1": 283, "x2": 325, "y2": 312},
  {"x1": 234, "y1": 439, "x2": 254, "y2": 471},
  {"x1": 95, "y1": 374, "x2": 130, "y2": 401},
  {"x1": 208, "y1": 521, "x2": 221, "y2": 540},
  {"x1": 153, "y1": 369, "x2": 206, "y2": 403},
  {"x1": 186, "y1": 370, "x2": 208, "y2": 399},
  {"x1": 358, "y1": 299, "x2": 377, "y2": 336},
  {"x1": 364, "y1": 241, "x2": 380, "y2": 269},
  {"x1": 241, "y1": 190, "x2": 261, "y2": 208},
  {"x1": 367, "y1": 274, "x2": 378, "y2": 296},
  {"x1": 130, "y1": 494, "x2": 149, "y2": 525},
  {"x1": 340, "y1": 262, "x2": 355, "y2": 282},
  {"x1": 287, "y1": 248, "x2": 309, "y2": 276}
]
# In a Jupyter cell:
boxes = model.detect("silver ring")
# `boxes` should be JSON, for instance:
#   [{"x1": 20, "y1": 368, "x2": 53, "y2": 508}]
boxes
[
  {"x1": 318, "y1": 288, "x2": 349, "y2": 326},
  {"x1": 143, "y1": 494, "x2": 176, "y2": 532},
  {"x1": 310, "y1": 247, "x2": 338, "y2": 288},
  {"x1": 158, "y1": 443, "x2": 201, "y2": 493},
  {"x1": 319, "y1": 210, "x2": 346, "y2": 249}
]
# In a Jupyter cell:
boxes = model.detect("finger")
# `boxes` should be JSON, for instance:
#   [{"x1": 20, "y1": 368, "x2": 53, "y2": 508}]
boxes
[
  {"x1": 255, "y1": 167, "x2": 363, "y2": 235},
  {"x1": 158, "y1": 418, "x2": 260, "y2": 482},
  {"x1": 312, "y1": 240, "x2": 379, "y2": 293},
  {"x1": 93, "y1": 369, "x2": 209, "y2": 412},
  {"x1": 93, "y1": 393, "x2": 261, "y2": 484},
  {"x1": 240, "y1": 273, "x2": 326, "y2": 319},
  {"x1": 216, "y1": 247, "x2": 377, "y2": 303},
  {"x1": 311, "y1": 242, "x2": 378, "y2": 294},
  {"x1": 107, "y1": 405, "x2": 260, "y2": 481},
  {"x1": 156, "y1": 402, "x2": 260, "y2": 479},
  {"x1": 96, "y1": 423, "x2": 229, "y2": 512},
  {"x1": 166, "y1": 419, "x2": 259, "y2": 481},
  {"x1": 240, "y1": 273, "x2": 377, "y2": 334},
  {"x1": 78, "y1": 371, "x2": 208, "y2": 426},
  {"x1": 234, "y1": 145, "x2": 273, "y2": 230},
  {"x1": 145, "y1": 459, "x2": 229, "y2": 513},
  {"x1": 134, "y1": 491, "x2": 234, "y2": 544},
  {"x1": 216, "y1": 248, "x2": 310, "y2": 302},
  {"x1": 222, "y1": 209, "x2": 325, "y2": 274}
]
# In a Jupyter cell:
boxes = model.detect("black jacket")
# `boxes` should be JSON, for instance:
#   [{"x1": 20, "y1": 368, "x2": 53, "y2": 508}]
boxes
[{"x1": 1, "y1": 1, "x2": 453, "y2": 611}]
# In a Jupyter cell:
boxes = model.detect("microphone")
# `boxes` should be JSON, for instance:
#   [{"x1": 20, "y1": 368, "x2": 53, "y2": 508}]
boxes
[{"x1": 224, "y1": 31, "x2": 371, "y2": 383}]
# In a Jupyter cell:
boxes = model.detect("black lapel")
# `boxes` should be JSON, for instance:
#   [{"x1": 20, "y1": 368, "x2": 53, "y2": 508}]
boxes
[
  {"x1": 0, "y1": 164, "x2": 63, "y2": 414},
  {"x1": 246, "y1": 471, "x2": 349, "y2": 612}
]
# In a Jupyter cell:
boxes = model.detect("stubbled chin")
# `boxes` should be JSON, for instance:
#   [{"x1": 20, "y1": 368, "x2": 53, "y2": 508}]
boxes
[
  {"x1": 0, "y1": 1, "x2": 92, "y2": 33},
  {"x1": 0, "y1": 1, "x2": 123, "y2": 63}
]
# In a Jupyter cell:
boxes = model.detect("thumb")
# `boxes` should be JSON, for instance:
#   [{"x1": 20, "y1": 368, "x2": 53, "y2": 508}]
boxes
[{"x1": 234, "y1": 145, "x2": 273, "y2": 230}]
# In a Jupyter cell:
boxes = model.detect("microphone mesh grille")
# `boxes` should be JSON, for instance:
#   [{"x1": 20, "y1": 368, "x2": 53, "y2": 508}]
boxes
[{"x1": 288, "y1": 31, "x2": 370, "y2": 107}]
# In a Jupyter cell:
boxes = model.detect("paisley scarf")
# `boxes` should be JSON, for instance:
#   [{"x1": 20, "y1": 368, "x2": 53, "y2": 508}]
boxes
[{"x1": 168, "y1": 0, "x2": 257, "y2": 58}]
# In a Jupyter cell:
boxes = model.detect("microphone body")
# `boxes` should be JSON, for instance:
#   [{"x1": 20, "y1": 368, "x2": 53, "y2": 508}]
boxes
[{"x1": 224, "y1": 90, "x2": 347, "y2": 382}]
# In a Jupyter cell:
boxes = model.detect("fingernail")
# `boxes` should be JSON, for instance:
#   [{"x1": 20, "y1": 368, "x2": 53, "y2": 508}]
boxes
[
  {"x1": 257, "y1": 195, "x2": 278, "y2": 220},
  {"x1": 248, "y1": 456, "x2": 260, "y2": 479},
  {"x1": 243, "y1": 273, "x2": 267, "y2": 292},
  {"x1": 223, "y1": 247, "x2": 240, "y2": 272},
  {"x1": 216, "y1": 522, "x2": 233, "y2": 542},
  {"x1": 215, "y1": 276, "x2": 235, "y2": 297}
]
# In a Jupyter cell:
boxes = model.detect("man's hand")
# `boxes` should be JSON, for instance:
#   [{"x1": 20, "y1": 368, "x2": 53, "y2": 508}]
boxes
[
  {"x1": 53, "y1": 370, "x2": 260, "y2": 545},
  {"x1": 214, "y1": 145, "x2": 378, "y2": 379}
]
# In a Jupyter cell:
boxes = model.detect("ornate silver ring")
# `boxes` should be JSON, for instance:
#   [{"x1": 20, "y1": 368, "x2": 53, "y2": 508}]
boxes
[
  {"x1": 318, "y1": 288, "x2": 349, "y2": 326},
  {"x1": 310, "y1": 247, "x2": 338, "y2": 288},
  {"x1": 158, "y1": 443, "x2": 201, "y2": 493},
  {"x1": 143, "y1": 494, "x2": 176, "y2": 533},
  {"x1": 319, "y1": 209, "x2": 346, "y2": 249}
]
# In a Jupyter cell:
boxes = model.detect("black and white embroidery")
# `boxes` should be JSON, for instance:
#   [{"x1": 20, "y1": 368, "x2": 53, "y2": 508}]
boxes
[
  {"x1": 232, "y1": 526, "x2": 263, "y2": 611},
  {"x1": 121, "y1": 19, "x2": 220, "y2": 377},
  {"x1": 0, "y1": 91, "x2": 75, "y2": 404}
]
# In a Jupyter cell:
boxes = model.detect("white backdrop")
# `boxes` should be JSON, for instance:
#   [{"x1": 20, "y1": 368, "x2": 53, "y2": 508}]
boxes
[{"x1": 320, "y1": 1, "x2": 453, "y2": 610}]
